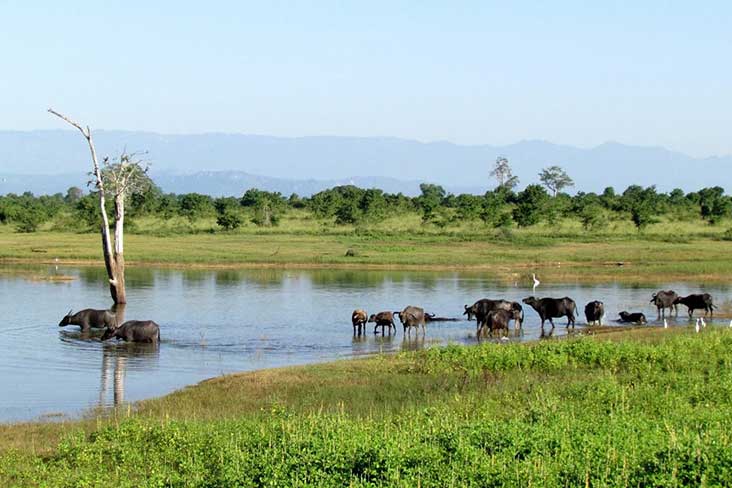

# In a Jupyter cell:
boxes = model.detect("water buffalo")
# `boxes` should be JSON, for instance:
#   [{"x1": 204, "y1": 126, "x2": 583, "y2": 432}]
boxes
[
  {"x1": 424, "y1": 314, "x2": 460, "y2": 322},
  {"x1": 397, "y1": 306, "x2": 427, "y2": 334},
  {"x1": 650, "y1": 290, "x2": 679, "y2": 318},
  {"x1": 584, "y1": 301, "x2": 604, "y2": 325},
  {"x1": 478, "y1": 309, "x2": 513, "y2": 338},
  {"x1": 58, "y1": 309, "x2": 116, "y2": 332},
  {"x1": 674, "y1": 293, "x2": 715, "y2": 318},
  {"x1": 352, "y1": 309, "x2": 368, "y2": 335},
  {"x1": 464, "y1": 299, "x2": 523, "y2": 331},
  {"x1": 522, "y1": 296, "x2": 577, "y2": 328},
  {"x1": 101, "y1": 320, "x2": 160, "y2": 343},
  {"x1": 618, "y1": 311, "x2": 647, "y2": 324},
  {"x1": 368, "y1": 311, "x2": 396, "y2": 335}
]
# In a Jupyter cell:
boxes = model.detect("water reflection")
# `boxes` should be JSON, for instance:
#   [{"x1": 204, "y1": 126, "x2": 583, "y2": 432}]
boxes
[
  {"x1": 401, "y1": 335, "x2": 426, "y2": 351},
  {"x1": 99, "y1": 342, "x2": 159, "y2": 407}
]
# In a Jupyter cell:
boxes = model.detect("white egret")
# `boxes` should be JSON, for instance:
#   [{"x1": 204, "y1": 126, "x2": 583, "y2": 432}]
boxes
[
  {"x1": 663, "y1": 319, "x2": 668, "y2": 329},
  {"x1": 532, "y1": 273, "x2": 540, "y2": 292},
  {"x1": 695, "y1": 318, "x2": 701, "y2": 333},
  {"x1": 701, "y1": 317, "x2": 707, "y2": 328}
]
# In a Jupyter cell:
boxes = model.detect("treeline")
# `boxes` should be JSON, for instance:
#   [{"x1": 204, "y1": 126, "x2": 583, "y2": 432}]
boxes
[{"x1": 1, "y1": 182, "x2": 731, "y2": 233}]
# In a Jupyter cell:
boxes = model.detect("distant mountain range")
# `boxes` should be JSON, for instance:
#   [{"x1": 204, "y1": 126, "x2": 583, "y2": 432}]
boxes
[{"x1": 1, "y1": 130, "x2": 730, "y2": 196}]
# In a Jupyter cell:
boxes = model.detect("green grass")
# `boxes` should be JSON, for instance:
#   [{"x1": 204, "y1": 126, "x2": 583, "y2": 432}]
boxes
[
  {"x1": 3, "y1": 328, "x2": 732, "y2": 486},
  {"x1": 3, "y1": 218, "x2": 732, "y2": 283}
]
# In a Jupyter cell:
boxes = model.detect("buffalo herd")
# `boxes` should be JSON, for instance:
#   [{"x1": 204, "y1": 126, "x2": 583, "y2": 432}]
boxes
[
  {"x1": 353, "y1": 289, "x2": 719, "y2": 338},
  {"x1": 56, "y1": 289, "x2": 720, "y2": 344}
]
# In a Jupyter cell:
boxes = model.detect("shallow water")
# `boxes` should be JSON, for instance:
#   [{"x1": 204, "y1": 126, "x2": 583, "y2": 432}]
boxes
[{"x1": 1, "y1": 264, "x2": 730, "y2": 422}]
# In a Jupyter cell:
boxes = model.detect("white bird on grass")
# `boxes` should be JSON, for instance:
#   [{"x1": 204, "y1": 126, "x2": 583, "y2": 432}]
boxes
[
  {"x1": 532, "y1": 273, "x2": 540, "y2": 292},
  {"x1": 663, "y1": 319, "x2": 668, "y2": 329},
  {"x1": 729, "y1": 320, "x2": 732, "y2": 328},
  {"x1": 695, "y1": 318, "x2": 701, "y2": 333},
  {"x1": 701, "y1": 317, "x2": 707, "y2": 328}
]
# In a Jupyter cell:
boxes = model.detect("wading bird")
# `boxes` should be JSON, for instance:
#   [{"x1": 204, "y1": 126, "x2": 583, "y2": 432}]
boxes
[
  {"x1": 664, "y1": 318, "x2": 668, "y2": 329},
  {"x1": 695, "y1": 318, "x2": 701, "y2": 333},
  {"x1": 532, "y1": 273, "x2": 540, "y2": 292}
]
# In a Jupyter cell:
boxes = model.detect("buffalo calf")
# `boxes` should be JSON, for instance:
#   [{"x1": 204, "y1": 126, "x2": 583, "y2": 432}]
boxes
[{"x1": 368, "y1": 311, "x2": 396, "y2": 335}]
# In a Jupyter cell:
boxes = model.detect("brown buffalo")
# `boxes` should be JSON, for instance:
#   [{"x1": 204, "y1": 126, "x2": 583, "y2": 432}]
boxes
[
  {"x1": 351, "y1": 309, "x2": 368, "y2": 335},
  {"x1": 397, "y1": 306, "x2": 427, "y2": 335},
  {"x1": 368, "y1": 311, "x2": 397, "y2": 335}
]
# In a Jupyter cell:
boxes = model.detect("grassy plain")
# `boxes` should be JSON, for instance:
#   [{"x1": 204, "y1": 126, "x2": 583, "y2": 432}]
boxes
[
  {"x1": 3, "y1": 328, "x2": 732, "y2": 486},
  {"x1": 2, "y1": 214, "x2": 732, "y2": 484},
  {"x1": 2, "y1": 214, "x2": 732, "y2": 283}
]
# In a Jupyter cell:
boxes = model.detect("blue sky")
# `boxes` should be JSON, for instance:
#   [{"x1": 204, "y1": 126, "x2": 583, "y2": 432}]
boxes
[{"x1": 1, "y1": 1, "x2": 730, "y2": 156}]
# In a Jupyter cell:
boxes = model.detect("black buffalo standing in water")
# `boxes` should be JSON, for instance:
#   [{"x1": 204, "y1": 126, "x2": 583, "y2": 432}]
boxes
[
  {"x1": 102, "y1": 320, "x2": 160, "y2": 344},
  {"x1": 584, "y1": 301, "x2": 605, "y2": 325},
  {"x1": 522, "y1": 296, "x2": 577, "y2": 329},
  {"x1": 674, "y1": 293, "x2": 716, "y2": 318},
  {"x1": 59, "y1": 309, "x2": 116, "y2": 332}
]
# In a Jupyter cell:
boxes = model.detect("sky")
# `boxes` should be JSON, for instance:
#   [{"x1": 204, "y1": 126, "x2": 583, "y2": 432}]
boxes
[{"x1": 1, "y1": 1, "x2": 731, "y2": 157}]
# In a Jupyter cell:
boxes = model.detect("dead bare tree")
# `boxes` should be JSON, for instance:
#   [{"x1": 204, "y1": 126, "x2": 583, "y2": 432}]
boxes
[{"x1": 48, "y1": 109, "x2": 149, "y2": 304}]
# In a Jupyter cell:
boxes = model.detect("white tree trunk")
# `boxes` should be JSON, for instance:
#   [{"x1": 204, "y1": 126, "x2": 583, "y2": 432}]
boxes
[{"x1": 48, "y1": 109, "x2": 127, "y2": 304}]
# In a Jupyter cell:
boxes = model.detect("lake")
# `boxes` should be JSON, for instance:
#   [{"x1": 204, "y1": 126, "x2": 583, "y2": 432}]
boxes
[{"x1": 1, "y1": 264, "x2": 729, "y2": 422}]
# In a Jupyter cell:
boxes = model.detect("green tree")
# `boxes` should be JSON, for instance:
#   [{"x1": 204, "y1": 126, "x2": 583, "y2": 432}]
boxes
[
  {"x1": 480, "y1": 190, "x2": 509, "y2": 227},
  {"x1": 600, "y1": 187, "x2": 619, "y2": 211},
  {"x1": 539, "y1": 165, "x2": 574, "y2": 196},
  {"x1": 416, "y1": 183, "x2": 446, "y2": 223},
  {"x1": 621, "y1": 185, "x2": 659, "y2": 231},
  {"x1": 453, "y1": 194, "x2": 483, "y2": 222},
  {"x1": 490, "y1": 157, "x2": 519, "y2": 190},
  {"x1": 579, "y1": 204, "x2": 607, "y2": 232},
  {"x1": 128, "y1": 182, "x2": 162, "y2": 217},
  {"x1": 215, "y1": 197, "x2": 244, "y2": 231},
  {"x1": 359, "y1": 189, "x2": 387, "y2": 223},
  {"x1": 64, "y1": 186, "x2": 84, "y2": 204},
  {"x1": 178, "y1": 193, "x2": 215, "y2": 221},
  {"x1": 288, "y1": 193, "x2": 306, "y2": 209},
  {"x1": 513, "y1": 184, "x2": 549, "y2": 227},
  {"x1": 696, "y1": 187, "x2": 731, "y2": 224},
  {"x1": 244, "y1": 191, "x2": 286, "y2": 227}
]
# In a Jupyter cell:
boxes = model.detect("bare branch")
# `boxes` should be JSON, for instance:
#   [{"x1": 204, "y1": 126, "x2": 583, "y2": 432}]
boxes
[{"x1": 47, "y1": 108, "x2": 90, "y2": 138}]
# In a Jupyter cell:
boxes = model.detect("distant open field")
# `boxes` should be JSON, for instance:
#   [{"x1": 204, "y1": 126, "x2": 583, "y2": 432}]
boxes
[
  {"x1": 2, "y1": 327, "x2": 732, "y2": 486},
  {"x1": 2, "y1": 216, "x2": 732, "y2": 283}
]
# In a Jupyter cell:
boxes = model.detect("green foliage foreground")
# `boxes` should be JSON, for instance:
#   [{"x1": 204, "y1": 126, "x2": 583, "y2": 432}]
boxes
[{"x1": 3, "y1": 330, "x2": 732, "y2": 486}]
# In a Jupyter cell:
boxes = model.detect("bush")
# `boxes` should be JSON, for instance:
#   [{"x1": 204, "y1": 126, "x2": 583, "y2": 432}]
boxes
[
  {"x1": 14, "y1": 207, "x2": 44, "y2": 233},
  {"x1": 216, "y1": 209, "x2": 243, "y2": 231},
  {"x1": 580, "y1": 204, "x2": 607, "y2": 232}
]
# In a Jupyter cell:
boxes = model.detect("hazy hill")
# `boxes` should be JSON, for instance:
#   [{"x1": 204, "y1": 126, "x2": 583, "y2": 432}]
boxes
[{"x1": 1, "y1": 130, "x2": 730, "y2": 196}]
